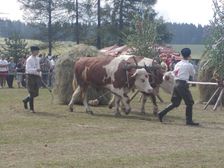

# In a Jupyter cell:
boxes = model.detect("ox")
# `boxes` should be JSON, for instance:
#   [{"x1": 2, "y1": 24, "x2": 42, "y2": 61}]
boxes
[
  {"x1": 108, "y1": 55, "x2": 175, "y2": 115},
  {"x1": 68, "y1": 55, "x2": 153, "y2": 115}
]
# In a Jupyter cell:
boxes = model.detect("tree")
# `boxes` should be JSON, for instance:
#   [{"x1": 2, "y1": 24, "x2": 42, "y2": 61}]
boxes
[
  {"x1": 125, "y1": 9, "x2": 172, "y2": 58},
  {"x1": 204, "y1": 0, "x2": 224, "y2": 78},
  {"x1": 125, "y1": 12, "x2": 157, "y2": 58},
  {"x1": 18, "y1": 0, "x2": 65, "y2": 55},
  {"x1": 97, "y1": 0, "x2": 101, "y2": 49},
  {"x1": 0, "y1": 33, "x2": 29, "y2": 63},
  {"x1": 111, "y1": 0, "x2": 157, "y2": 45},
  {"x1": 198, "y1": 0, "x2": 224, "y2": 104}
]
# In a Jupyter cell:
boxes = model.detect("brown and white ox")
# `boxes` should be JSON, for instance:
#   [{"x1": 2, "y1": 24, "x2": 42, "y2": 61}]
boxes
[
  {"x1": 108, "y1": 55, "x2": 175, "y2": 115},
  {"x1": 68, "y1": 55, "x2": 153, "y2": 116}
]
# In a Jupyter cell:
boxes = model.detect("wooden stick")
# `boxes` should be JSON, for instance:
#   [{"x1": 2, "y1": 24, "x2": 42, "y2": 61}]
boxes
[
  {"x1": 220, "y1": 94, "x2": 223, "y2": 110},
  {"x1": 156, "y1": 94, "x2": 164, "y2": 103},
  {"x1": 138, "y1": 93, "x2": 143, "y2": 102},
  {"x1": 187, "y1": 81, "x2": 218, "y2": 85},
  {"x1": 129, "y1": 90, "x2": 139, "y2": 102},
  {"x1": 213, "y1": 88, "x2": 224, "y2": 111},
  {"x1": 203, "y1": 87, "x2": 220, "y2": 110}
]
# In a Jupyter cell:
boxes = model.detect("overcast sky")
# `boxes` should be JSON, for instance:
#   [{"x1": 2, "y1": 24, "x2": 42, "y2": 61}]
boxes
[{"x1": 0, "y1": 0, "x2": 214, "y2": 25}]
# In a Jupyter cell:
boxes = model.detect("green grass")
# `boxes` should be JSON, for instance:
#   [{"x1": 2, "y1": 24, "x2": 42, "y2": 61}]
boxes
[
  {"x1": 1, "y1": 86, "x2": 224, "y2": 168},
  {"x1": 171, "y1": 44, "x2": 206, "y2": 60}
]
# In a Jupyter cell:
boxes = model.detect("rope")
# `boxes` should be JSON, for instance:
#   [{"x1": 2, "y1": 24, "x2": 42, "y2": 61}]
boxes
[{"x1": 39, "y1": 77, "x2": 54, "y2": 104}]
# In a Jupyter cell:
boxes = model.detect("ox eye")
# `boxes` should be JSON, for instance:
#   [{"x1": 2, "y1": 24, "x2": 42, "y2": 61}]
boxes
[{"x1": 141, "y1": 79, "x2": 145, "y2": 83}]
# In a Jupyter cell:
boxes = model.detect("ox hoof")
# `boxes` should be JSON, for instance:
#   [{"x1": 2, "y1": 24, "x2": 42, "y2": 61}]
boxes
[
  {"x1": 115, "y1": 112, "x2": 121, "y2": 117},
  {"x1": 153, "y1": 111, "x2": 158, "y2": 116},
  {"x1": 69, "y1": 107, "x2": 73, "y2": 112},
  {"x1": 86, "y1": 110, "x2": 94, "y2": 115},
  {"x1": 125, "y1": 108, "x2": 131, "y2": 115},
  {"x1": 153, "y1": 107, "x2": 158, "y2": 116},
  {"x1": 140, "y1": 111, "x2": 146, "y2": 115},
  {"x1": 108, "y1": 104, "x2": 113, "y2": 109}
]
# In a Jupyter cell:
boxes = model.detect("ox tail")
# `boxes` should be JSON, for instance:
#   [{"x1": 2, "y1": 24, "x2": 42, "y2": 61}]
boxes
[
  {"x1": 72, "y1": 74, "x2": 84, "y2": 101},
  {"x1": 72, "y1": 75, "x2": 78, "y2": 91}
]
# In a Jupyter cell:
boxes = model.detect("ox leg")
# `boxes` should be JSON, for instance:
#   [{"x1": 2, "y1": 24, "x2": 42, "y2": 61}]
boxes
[
  {"x1": 150, "y1": 93, "x2": 158, "y2": 116},
  {"x1": 83, "y1": 90, "x2": 94, "y2": 115},
  {"x1": 154, "y1": 86, "x2": 164, "y2": 103},
  {"x1": 114, "y1": 95, "x2": 121, "y2": 116},
  {"x1": 68, "y1": 86, "x2": 81, "y2": 112},
  {"x1": 108, "y1": 95, "x2": 115, "y2": 109},
  {"x1": 140, "y1": 93, "x2": 147, "y2": 115},
  {"x1": 122, "y1": 93, "x2": 131, "y2": 115}
]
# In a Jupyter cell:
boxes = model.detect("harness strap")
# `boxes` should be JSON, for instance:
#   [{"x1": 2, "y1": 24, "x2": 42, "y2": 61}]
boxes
[{"x1": 126, "y1": 68, "x2": 130, "y2": 88}]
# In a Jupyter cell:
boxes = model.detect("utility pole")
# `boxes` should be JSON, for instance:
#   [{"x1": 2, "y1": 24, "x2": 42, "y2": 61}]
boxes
[
  {"x1": 97, "y1": 0, "x2": 101, "y2": 49},
  {"x1": 76, "y1": 0, "x2": 79, "y2": 44}
]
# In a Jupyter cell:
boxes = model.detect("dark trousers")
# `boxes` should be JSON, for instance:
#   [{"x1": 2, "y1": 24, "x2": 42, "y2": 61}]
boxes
[
  {"x1": 159, "y1": 80, "x2": 194, "y2": 122},
  {"x1": 23, "y1": 74, "x2": 40, "y2": 110},
  {"x1": 7, "y1": 75, "x2": 14, "y2": 88}
]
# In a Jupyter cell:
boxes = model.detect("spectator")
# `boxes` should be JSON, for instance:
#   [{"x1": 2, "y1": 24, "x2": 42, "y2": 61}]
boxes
[
  {"x1": 16, "y1": 57, "x2": 26, "y2": 88},
  {"x1": 7, "y1": 57, "x2": 16, "y2": 88},
  {"x1": 49, "y1": 56, "x2": 56, "y2": 87},
  {"x1": 0, "y1": 56, "x2": 8, "y2": 88},
  {"x1": 40, "y1": 54, "x2": 51, "y2": 87}
]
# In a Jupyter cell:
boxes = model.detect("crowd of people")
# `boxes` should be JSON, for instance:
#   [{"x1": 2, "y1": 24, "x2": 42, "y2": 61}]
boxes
[{"x1": 0, "y1": 53, "x2": 58, "y2": 89}]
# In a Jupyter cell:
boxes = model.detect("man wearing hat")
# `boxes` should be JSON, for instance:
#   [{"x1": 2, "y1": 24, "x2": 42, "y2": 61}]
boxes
[
  {"x1": 22, "y1": 46, "x2": 41, "y2": 113},
  {"x1": 158, "y1": 48, "x2": 199, "y2": 126}
]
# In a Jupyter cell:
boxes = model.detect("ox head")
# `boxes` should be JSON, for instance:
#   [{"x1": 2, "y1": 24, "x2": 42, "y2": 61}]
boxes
[
  {"x1": 142, "y1": 63, "x2": 164, "y2": 88},
  {"x1": 160, "y1": 71, "x2": 175, "y2": 94},
  {"x1": 131, "y1": 68, "x2": 153, "y2": 94}
]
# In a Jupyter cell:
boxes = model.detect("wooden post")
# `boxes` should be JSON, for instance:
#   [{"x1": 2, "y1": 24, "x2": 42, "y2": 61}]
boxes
[
  {"x1": 213, "y1": 88, "x2": 224, "y2": 111},
  {"x1": 203, "y1": 87, "x2": 220, "y2": 110}
]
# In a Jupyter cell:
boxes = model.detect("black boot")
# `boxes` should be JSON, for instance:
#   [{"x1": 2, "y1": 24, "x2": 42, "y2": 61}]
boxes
[
  {"x1": 158, "y1": 104, "x2": 176, "y2": 122},
  {"x1": 22, "y1": 96, "x2": 30, "y2": 109},
  {"x1": 29, "y1": 97, "x2": 35, "y2": 113},
  {"x1": 186, "y1": 105, "x2": 199, "y2": 126}
]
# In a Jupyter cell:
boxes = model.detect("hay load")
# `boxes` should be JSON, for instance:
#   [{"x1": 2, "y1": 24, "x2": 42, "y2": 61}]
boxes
[
  {"x1": 198, "y1": 59, "x2": 224, "y2": 105},
  {"x1": 54, "y1": 44, "x2": 111, "y2": 105}
]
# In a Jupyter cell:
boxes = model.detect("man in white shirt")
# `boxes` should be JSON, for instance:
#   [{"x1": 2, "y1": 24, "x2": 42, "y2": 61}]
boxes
[
  {"x1": 158, "y1": 48, "x2": 199, "y2": 126},
  {"x1": 23, "y1": 46, "x2": 41, "y2": 113}
]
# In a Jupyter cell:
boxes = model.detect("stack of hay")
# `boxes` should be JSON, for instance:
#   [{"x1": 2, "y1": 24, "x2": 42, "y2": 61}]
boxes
[
  {"x1": 198, "y1": 59, "x2": 224, "y2": 104},
  {"x1": 54, "y1": 44, "x2": 111, "y2": 105}
]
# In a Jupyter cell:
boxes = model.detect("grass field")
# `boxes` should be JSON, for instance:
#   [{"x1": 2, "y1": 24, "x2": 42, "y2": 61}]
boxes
[{"x1": 1, "y1": 86, "x2": 224, "y2": 168}]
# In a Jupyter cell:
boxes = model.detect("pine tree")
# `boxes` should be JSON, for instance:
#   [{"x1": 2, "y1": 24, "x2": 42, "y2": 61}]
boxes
[
  {"x1": 18, "y1": 0, "x2": 65, "y2": 55},
  {"x1": 1, "y1": 33, "x2": 29, "y2": 63}
]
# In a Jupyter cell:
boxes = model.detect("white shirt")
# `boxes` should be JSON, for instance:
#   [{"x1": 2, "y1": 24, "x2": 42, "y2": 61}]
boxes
[
  {"x1": 173, "y1": 60, "x2": 195, "y2": 81},
  {"x1": 25, "y1": 55, "x2": 41, "y2": 76},
  {"x1": 0, "y1": 59, "x2": 8, "y2": 72}
]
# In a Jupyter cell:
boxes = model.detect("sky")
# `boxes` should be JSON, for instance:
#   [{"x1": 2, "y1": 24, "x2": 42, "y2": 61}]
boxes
[
  {"x1": 0, "y1": 0, "x2": 215, "y2": 26},
  {"x1": 154, "y1": 0, "x2": 214, "y2": 25}
]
